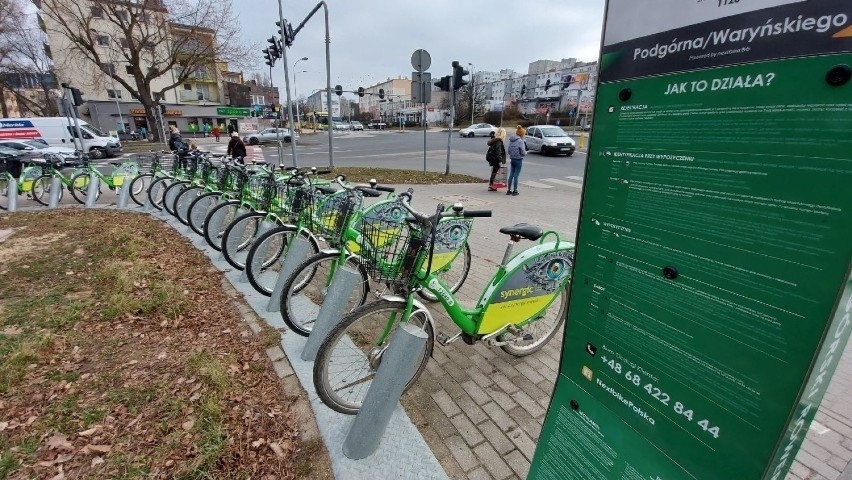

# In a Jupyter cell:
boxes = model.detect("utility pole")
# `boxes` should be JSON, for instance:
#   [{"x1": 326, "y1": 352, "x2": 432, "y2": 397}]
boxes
[{"x1": 445, "y1": 76, "x2": 454, "y2": 175}]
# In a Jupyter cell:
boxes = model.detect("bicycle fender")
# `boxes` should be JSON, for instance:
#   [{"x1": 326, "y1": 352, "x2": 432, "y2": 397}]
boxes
[{"x1": 376, "y1": 295, "x2": 437, "y2": 350}]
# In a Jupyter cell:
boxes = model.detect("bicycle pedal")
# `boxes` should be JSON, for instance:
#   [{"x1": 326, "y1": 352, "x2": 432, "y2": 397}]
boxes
[{"x1": 437, "y1": 331, "x2": 461, "y2": 347}]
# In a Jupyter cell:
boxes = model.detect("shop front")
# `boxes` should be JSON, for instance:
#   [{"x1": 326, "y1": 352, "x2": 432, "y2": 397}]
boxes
[{"x1": 85, "y1": 101, "x2": 251, "y2": 139}]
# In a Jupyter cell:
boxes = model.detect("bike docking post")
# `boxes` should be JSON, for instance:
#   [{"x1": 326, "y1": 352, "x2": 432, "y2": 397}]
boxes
[
  {"x1": 266, "y1": 233, "x2": 311, "y2": 312},
  {"x1": 300, "y1": 264, "x2": 361, "y2": 361},
  {"x1": 117, "y1": 177, "x2": 132, "y2": 209},
  {"x1": 48, "y1": 176, "x2": 62, "y2": 208},
  {"x1": 7, "y1": 178, "x2": 18, "y2": 212},
  {"x1": 142, "y1": 180, "x2": 155, "y2": 212},
  {"x1": 84, "y1": 173, "x2": 99, "y2": 208},
  {"x1": 238, "y1": 219, "x2": 275, "y2": 283},
  {"x1": 343, "y1": 322, "x2": 429, "y2": 459}
]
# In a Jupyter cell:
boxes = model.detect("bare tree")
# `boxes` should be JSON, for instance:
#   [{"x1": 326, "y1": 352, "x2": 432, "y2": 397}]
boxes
[
  {"x1": 454, "y1": 82, "x2": 488, "y2": 126},
  {"x1": 0, "y1": 0, "x2": 59, "y2": 117},
  {"x1": 39, "y1": 0, "x2": 254, "y2": 141},
  {"x1": 249, "y1": 71, "x2": 272, "y2": 88}
]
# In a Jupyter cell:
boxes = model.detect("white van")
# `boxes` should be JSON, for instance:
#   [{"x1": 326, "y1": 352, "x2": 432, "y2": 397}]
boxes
[{"x1": 0, "y1": 117, "x2": 123, "y2": 159}]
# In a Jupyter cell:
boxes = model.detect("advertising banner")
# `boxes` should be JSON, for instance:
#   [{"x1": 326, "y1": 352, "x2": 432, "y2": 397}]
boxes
[{"x1": 530, "y1": 1, "x2": 852, "y2": 479}]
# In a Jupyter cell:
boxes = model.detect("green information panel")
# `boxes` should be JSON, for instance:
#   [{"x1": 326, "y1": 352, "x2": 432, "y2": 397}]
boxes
[
  {"x1": 217, "y1": 107, "x2": 250, "y2": 117},
  {"x1": 530, "y1": 1, "x2": 852, "y2": 478}
]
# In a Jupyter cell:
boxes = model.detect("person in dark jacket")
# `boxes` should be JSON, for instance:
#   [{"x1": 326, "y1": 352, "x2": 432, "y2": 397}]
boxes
[
  {"x1": 506, "y1": 125, "x2": 527, "y2": 196},
  {"x1": 167, "y1": 126, "x2": 188, "y2": 152},
  {"x1": 227, "y1": 132, "x2": 247, "y2": 164},
  {"x1": 486, "y1": 128, "x2": 507, "y2": 191}
]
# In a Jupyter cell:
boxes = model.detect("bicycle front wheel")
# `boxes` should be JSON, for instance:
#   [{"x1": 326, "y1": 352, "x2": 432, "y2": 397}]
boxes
[
  {"x1": 129, "y1": 173, "x2": 153, "y2": 206},
  {"x1": 203, "y1": 200, "x2": 241, "y2": 251},
  {"x1": 418, "y1": 243, "x2": 472, "y2": 302},
  {"x1": 70, "y1": 173, "x2": 99, "y2": 204},
  {"x1": 281, "y1": 251, "x2": 369, "y2": 336},
  {"x1": 147, "y1": 176, "x2": 172, "y2": 210},
  {"x1": 31, "y1": 175, "x2": 57, "y2": 206},
  {"x1": 245, "y1": 226, "x2": 318, "y2": 296},
  {"x1": 500, "y1": 285, "x2": 568, "y2": 356},
  {"x1": 174, "y1": 185, "x2": 202, "y2": 225},
  {"x1": 188, "y1": 192, "x2": 222, "y2": 235},
  {"x1": 313, "y1": 300, "x2": 434, "y2": 415},
  {"x1": 162, "y1": 181, "x2": 188, "y2": 216},
  {"x1": 221, "y1": 211, "x2": 265, "y2": 270}
]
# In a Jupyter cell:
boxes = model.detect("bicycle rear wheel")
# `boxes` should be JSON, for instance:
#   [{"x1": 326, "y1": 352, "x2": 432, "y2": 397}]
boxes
[
  {"x1": 188, "y1": 191, "x2": 222, "y2": 235},
  {"x1": 499, "y1": 285, "x2": 568, "y2": 356},
  {"x1": 244, "y1": 226, "x2": 318, "y2": 296},
  {"x1": 147, "y1": 176, "x2": 172, "y2": 210},
  {"x1": 313, "y1": 300, "x2": 434, "y2": 415},
  {"x1": 203, "y1": 200, "x2": 241, "y2": 251},
  {"x1": 280, "y1": 251, "x2": 369, "y2": 336},
  {"x1": 418, "y1": 243, "x2": 472, "y2": 302},
  {"x1": 70, "y1": 173, "x2": 99, "y2": 204},
  {"x1": 221, "y1": 211, "x2": 265, "y2": 270},
  {"x1": 31, "y1": 175, "x2": 57, "y2": 206},
  {"x1": 129, "y1": 173, "x2": 153, "y2": 206}
]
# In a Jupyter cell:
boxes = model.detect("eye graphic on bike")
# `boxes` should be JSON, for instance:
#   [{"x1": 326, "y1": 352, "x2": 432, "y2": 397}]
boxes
[
  {"x1": 390, "y1": 207, "x2": 404, "y2": 221},
  {"x1": 546, "y1": 259, "x2": 565, "y2": 280},
  {"x1": 449, "y1": 225, "x2": 464, "y2": 241}
]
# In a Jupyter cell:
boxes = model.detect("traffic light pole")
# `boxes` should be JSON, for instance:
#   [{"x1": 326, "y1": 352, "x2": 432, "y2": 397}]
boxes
[
  {"x1": 445, "y1": 76, "x2": 454, "y2": 175},
  {"x1": 422, "y1": 81, "x2": 427, "y2": 173},
  {"x1": 276, "y1": 0, "x2": 299, "y2": 168}
]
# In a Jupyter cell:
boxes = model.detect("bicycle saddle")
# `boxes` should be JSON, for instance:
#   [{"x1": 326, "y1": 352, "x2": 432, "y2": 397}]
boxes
[
  {"x1": 499, "y1": 223, "x2": 543, "y2": 241},
  {"x1": 251, "y1": 160, "x2": 269, "y2": 166},
  {"x1": 315, "y1": 185, "x2": 337, "y2": 195}
]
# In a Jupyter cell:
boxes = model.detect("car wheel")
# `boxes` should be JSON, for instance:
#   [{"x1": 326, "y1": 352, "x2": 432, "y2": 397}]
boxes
[
  {"x1": 467, "y1": 132, "x2": 475, "y2": 138},
  {"x1": 249, "y1": 137, "x2": 259, "y2": 145},
  {"x1": 566, "y1": 151, "x2": 574, "y2": 157},
  {"x1": 89, "y1": 148, "x2": 106, "y2": 160}
]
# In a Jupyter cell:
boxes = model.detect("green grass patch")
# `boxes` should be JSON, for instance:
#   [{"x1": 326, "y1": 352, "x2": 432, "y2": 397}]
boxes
[{"x1": 319, "y1": 166, "x2": 485, "y2": 185}]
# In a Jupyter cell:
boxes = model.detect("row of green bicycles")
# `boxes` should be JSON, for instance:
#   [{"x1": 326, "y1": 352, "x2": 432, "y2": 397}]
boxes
[{"x1": 141, "y1": 153, "x2": 577, "y2": 416}]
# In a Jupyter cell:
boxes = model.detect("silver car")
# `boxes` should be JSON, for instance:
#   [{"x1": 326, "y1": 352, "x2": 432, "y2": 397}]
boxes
[
  {"x1": 244, "y1": 128, "x2": 299, "y2": 145},
  {"x1": 459, "y1": 123, "x2": 497, "y2": 138},
  {"x1": 524, "y1": 125, "x2": 576, "y2": 156}
]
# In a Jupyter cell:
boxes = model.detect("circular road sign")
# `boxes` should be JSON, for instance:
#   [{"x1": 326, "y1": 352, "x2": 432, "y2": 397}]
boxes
[{"x1": 411, "y1": 49, "x2": 431, "y2": 72}]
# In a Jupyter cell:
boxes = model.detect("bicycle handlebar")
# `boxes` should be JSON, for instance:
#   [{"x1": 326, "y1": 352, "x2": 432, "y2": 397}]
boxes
[
  {"x1": 373, "y1": 185, "x2": 395, "y2": 193},
  {"x1": 462, "y1": 210, "x2": 492, "y2": 218}
]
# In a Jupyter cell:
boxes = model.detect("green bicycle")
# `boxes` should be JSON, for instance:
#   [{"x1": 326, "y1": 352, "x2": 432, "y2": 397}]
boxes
[
  {"x1": 0, "y1": 157, "x2": 46, "y2": 210},
  {"x1": 313, "y1": 191, "x2": 575, "y2": 414},
  {"x1": 69, "y1": 156, "x2": 141, "y2": 204},
  {"x1": 30, "y1": 154, "x2": 86, "y2": 206}
]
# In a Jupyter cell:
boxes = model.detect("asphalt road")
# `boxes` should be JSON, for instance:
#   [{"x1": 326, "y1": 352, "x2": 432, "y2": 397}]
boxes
[{"x1": 257, "y1": 130, "x2": 588, "y2": 187}]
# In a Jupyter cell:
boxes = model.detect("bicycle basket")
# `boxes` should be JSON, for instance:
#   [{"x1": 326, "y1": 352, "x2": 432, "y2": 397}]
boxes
[
  {"x1": 152, "y1": 153, "x2": 177, "y2": 174},
  {"x1": 359, "y1": 217, "x2": 424, "y2": 286},
  {"x1": 246, "y1": 175, "x2": 275, "y2": 210},
  {"x1": 222, "y1": 166, "x2": 247, "y2": 194},
  {"x1": 313, "y1": 191, "x2": 359, "y2": 240}
]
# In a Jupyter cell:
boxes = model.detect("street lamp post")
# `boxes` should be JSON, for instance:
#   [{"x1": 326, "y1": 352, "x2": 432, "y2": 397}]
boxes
[
  {"x1": 468, "y1": 62, "x2": 475, "y2": 125},
  {"x1": 293, "y1": 57, "x2": 308, "y2": 132}
]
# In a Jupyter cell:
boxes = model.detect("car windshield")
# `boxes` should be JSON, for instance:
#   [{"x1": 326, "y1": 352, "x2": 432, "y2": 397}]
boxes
[
  {"x1": 540, "y1": 127, "x2": 567, "y2": 137},
  {"x1": 82, "y1": 124, "x2": 108, "y2": 137},
  {"x1": 22, "y1": 140, "x2": 48, "y2": 149}
]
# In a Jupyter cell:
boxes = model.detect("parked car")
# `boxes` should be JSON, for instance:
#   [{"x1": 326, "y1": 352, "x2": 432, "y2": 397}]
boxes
[
  {"x1": 332, "y1": 121, "x2": 351, "y2": 131},
  {"x1": 349, "y1": 121, "x2": 364, "y2": 131},
  {"x1": 0, "y1": 117, "x2": 121, "y2": 159},
  {"x1": 368, "y1": 120, "x2": 387, "y2": 130},
  {"x1": 0, "y1": 139, "x2": 78, "y2": 164},
  {"x1": 244, "y1": 128, "x2": 298, "y2": 145},
  {"x1": 459, "y1": 123, "x2": 497, "y2": 138},
  {"x1": 524, "y1": 125, "x2": 576, "y2": 156}
]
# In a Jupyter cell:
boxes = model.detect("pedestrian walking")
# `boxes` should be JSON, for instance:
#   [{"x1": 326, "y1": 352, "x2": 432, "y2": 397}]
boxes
[
  {"x1": 506, "y1": 125, "x2": 527, "y2": 196},
  {"x1": 139, "y1": 126, "x2": 147, "y2": 140},
  {"x1": 227, "y1": 123, "x2": 234, "y2": 136},
  {"x1": 486, "y1": 128, "x2": 506, "y2": 191},
  {"x1": 212, "y1": 125, "x2": 220, "y2": 142},
  {"x1": 227, "y1": 131, "x2": 247, "y2": 164}
]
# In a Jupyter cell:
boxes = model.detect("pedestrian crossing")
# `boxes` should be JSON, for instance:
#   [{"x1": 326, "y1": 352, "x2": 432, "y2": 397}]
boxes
[
  {"x1": 202, "y1": 144, "x2": 264, "y2": 163},
  {"x1": 521, "y1": 175, "x2": 584, "y2": 190}
]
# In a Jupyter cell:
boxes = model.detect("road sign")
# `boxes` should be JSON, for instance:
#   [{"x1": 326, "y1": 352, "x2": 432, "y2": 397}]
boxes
[
  {"x1": 411, "y1": 71, "x2": 432, "y2": 104},
  {"x1": 411, "y1": 49, "x2": 431, "y2": 72},
  {"x1": 529, "y1": 1, "x2": 852, "y2": 479}
]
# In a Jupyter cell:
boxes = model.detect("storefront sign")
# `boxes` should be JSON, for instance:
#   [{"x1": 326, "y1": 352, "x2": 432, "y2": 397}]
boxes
[
  {"x1": 217, "y1": 107, "x2": 250, "y2": 117},
  {"x1": 530, "y1": 1, "x2": 852, "y2": 479},
  {"x1": 130, "y1": 108, "x2": 146, "y2": 115}
]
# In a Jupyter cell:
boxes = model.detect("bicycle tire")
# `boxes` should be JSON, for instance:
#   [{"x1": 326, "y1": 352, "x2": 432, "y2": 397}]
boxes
[
  {"x1": 31, "y1": 175, "x2": 54, "y2": 206},
  {"x1": 174, "y1": 185, "x2": 203, "y2": 225},
  {"x1": 203, "y1": 200, "x2": 241, "y2": 251},
  {"x1": 417, "y1": 242, "x2": 472, "y2": 302},
  {"x1": 187, "y1": 191, "x2": 222, "y2": 235},
  {"x1": 70, "y1": 172, "x2": 99, "y2": 204},
  {"x1": 147, "y1": 176, "x2": 171, "y2": 210},
  {"x1": 162, "y1": 180, "x2": 188, "y2": 216},
  {"x1": 280, "y1": 251, "x2": 369, "y2": 337},
  {"x1": 313, "y1": 299, "x2": 434, "y2": 415},
  {"x1": 0, "y1": 176, "x2": 9, "y2": 210},
  {"x1": 221, "y1": 211, "x2": 265, "y2": 270},
  {"x1": 499, "y1": 285, "x2": 568, "y2": 356},
  {"x1": 129, "y1": 173, "x2": 153, "y2": 206},
  {"x1": 244, "y1": 226, "x2": 318, "y2": 296}
]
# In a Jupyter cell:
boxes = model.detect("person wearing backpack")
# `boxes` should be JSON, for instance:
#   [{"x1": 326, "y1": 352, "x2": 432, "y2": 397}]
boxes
[{"x1": 486, "y1": 128, "x2": 506, "y2": 191}]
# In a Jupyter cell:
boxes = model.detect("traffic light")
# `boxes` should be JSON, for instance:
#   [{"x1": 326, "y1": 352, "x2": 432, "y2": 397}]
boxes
[
  {"x1": 262, "y1": 48, "x2": 274, "y2": 67},
  {"x1": 544, "y1": 79, "x2": 552, "y2": 91},
  {"x1": 357, "y1": 87, "x2": 364, "y2": 97},
  {"x1": 378, "y1": 88, "x2": 385, "y2": 99},
  {"x1": 520, "y1": 85, "x2": 526, "y2": 98},
  {"x1": 434, "y1": 76, "x2": 451, "y2": 92},
  {"x1": 451, "y1": 60, "x2": 468, "y2": 91},
  {"x1": 335, "y1": 84, "x2": 343, "y2": 96},
  {"x1": 267, "y1": 37, "x2": 281, "y2": 60},
  {"x1": 71, "y1": 87, "x2": 84, "y2": 106},
  {"x1": 276, "y1": 20, "x2": 294, "y2": 47}
]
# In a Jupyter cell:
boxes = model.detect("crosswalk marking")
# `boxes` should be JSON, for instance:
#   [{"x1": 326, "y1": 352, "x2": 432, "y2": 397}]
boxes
[
  {"x1": 541, "y1": 178, "x2": 583, "y2": 188},
  {"x1": 520, "y1": 180, "x2": 555, "y2": 189},
  {"x1": 566, "y1": 175, "x2": 583, "y2": 181}
]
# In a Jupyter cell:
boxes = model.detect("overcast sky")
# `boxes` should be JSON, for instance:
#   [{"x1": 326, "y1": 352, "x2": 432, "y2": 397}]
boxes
[{"x1": 239, "y1": 0, "x2": 606, "y2": 100}]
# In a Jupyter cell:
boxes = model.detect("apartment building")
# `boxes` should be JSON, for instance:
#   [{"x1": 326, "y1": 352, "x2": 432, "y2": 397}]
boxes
[{"x1": 35, "y1": 0, "x2": 261, "y2": 135}]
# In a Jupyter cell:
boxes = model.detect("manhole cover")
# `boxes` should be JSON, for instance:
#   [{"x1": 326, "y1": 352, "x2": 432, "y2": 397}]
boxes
[{"x1": 433, "y1": 194, "x2": 491, "y2": 208}]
